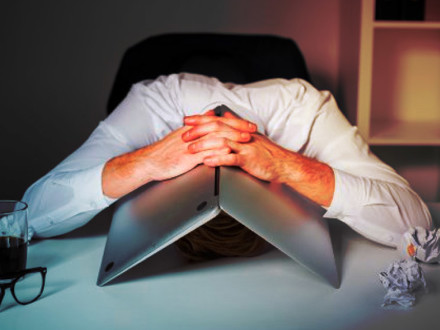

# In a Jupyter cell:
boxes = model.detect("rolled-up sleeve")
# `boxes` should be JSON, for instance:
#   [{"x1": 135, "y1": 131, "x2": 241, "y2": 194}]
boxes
[{"x1": 297, "y1": 85, "x2": 432, "y2": 247}]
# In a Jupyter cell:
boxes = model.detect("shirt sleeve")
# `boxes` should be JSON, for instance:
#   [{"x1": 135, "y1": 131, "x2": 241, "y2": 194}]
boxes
[
  {"x1": 295, "y1": 83, "x2": 433, "y2": 247},
  {"x1": 23, "y1": 74, "x2": 185, "y2": 239}
]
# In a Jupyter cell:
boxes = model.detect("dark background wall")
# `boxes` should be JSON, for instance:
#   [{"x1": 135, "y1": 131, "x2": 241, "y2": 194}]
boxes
[{"x1": 1, "y1": 0, "x2": 438, "y2": 202}]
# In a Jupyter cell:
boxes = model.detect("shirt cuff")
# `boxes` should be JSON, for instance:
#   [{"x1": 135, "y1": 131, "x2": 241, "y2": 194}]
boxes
[
  {"x1": 103, "y1": 194, "x2": 118, "y2": 206},
  {"x1": 323, "y1": 168, "x2": 358, "y2": 220},
  {"x1": 73, "y1": 163, "x2": 118, "y2": 209},
  {"x1": 28, "y1": 163, "x2": 116, "y2": 238},
  {"x1": 323, "y1": 168, "x2": 401, "y2": 247}
]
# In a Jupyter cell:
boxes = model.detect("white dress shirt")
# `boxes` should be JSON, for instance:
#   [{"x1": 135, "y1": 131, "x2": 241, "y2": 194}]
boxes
[{"x1": 23, "y1": 73, "x2": 432, "y2": 246}]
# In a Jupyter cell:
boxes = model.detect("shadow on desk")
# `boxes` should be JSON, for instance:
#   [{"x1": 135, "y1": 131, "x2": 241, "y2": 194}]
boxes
[{"x1": 108, "y1": 243, "x2": 282, "y2": 286}]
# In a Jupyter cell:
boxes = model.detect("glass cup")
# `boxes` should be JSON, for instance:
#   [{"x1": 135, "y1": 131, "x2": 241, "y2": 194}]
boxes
[{"x1": 0, "y1": 201, "x2": 28, "y2": 280}]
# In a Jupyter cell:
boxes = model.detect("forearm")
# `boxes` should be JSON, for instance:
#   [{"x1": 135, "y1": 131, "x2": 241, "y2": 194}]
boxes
[
  {"x1": 102, "y1": 146, "x2": 155, "y2": 199},
  {"x1": 276, "y1": 151, "x2": 335, "y2": 207}
]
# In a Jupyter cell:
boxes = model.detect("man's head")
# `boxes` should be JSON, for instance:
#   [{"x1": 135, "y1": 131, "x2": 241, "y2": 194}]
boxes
[{"x1": 175, "y1": 211, "x2": 268, "y2": 261}]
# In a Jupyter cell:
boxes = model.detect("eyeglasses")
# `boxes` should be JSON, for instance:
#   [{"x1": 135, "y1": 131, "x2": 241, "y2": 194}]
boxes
[{"x1": 0, "y1": 267, "x2": 47, "y2": 307}]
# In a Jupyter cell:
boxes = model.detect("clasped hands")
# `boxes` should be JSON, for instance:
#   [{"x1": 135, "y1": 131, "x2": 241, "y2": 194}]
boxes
[
  {"x1": 103, "y1": 109, "x2": 334, "y2": 206},
  {"x1": 147, "y1": 110, "x2": 293, "y2": 184}
]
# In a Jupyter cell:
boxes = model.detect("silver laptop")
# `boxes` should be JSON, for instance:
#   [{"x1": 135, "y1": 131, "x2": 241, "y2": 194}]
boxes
[{"x1": 97, "y1": 106, "x2": 339, "y2": 287}]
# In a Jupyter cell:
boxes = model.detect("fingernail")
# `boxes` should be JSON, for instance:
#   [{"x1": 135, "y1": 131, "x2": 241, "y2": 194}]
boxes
[
  {"x1": 248, "y1": 123, "x2": 256, "y2": 131},
  {"x1": 241, "y1": 132, "x2": 249, "y2": 139}
]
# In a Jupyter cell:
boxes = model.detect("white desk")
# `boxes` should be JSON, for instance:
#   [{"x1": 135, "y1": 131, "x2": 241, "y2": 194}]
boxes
[{"x1": 1, "y1": 204, "x2": 439, "y2": 330}]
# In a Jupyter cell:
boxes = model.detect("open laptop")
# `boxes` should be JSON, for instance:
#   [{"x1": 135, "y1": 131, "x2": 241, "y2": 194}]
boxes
[{"x1": 97, "y1": 106, "x2": 339, "y2": 287}]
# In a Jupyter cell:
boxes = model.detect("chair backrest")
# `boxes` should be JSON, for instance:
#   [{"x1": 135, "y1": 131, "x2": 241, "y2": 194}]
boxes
[{"x1": 107, "y1": 33, "x2": 310, "y2": 113}]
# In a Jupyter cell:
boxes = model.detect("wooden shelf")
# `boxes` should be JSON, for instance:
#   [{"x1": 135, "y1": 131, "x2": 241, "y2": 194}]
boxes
[
  {"x1": 344, "y1": 0, "x2": 440, "y2": 202},
  {"x1": 374, "y1": 21, "x2": 440, "y2": 29},
  {"x1": 357, "y1": 0, "x2": 440, "y2": 146},
  {"x1": 369, "y1": 120, "x2": 440, "y2": 146}
]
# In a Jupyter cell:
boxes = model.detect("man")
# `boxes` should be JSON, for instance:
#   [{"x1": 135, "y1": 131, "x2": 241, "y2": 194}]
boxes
[{"x1": 23, "y1": 73, "x2": 432, "y2": 248}]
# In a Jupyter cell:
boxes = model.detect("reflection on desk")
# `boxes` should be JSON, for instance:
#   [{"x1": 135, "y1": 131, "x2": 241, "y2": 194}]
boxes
[{"x1": 1, "y1": 204, "x2": 439, "y2": 330}]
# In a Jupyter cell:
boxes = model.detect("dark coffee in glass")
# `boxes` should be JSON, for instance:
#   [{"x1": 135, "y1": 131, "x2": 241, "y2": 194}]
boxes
[{"x1": 0, "y1": 236, "x2": 27, "y2": 276}]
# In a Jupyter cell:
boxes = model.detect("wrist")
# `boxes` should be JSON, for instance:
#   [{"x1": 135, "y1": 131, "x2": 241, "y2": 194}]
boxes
[{"x1": 131, "y1": 146, "x2": 157, "y2": 183}]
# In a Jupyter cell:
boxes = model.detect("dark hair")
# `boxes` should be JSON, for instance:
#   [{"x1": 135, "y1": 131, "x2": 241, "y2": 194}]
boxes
[{"x1": 175, "y1": 211, "x2": 268, "y2": 261}]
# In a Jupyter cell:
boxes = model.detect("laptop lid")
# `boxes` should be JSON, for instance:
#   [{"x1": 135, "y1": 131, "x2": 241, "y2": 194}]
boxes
[
  {"x1": 219, "y1": 166, "x2": 339, "y2": 288},
  {"x1": 97, "y1": 165, "x2": 220, "y2": 286}
]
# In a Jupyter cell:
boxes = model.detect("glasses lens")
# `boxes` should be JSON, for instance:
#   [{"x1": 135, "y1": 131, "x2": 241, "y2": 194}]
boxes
[{"x1": 14, "y1": 271, "x2": 43, "y2": 304}]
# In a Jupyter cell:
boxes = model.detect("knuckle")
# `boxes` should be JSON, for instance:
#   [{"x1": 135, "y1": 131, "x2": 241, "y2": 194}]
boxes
[
  {"x1": 191, "y1": 142, "x2": 200, "y2": 151},
  {"x1": 233, "y1": 154, "x2": 242, "y2": 165},
  {"x1": 187, "y1": 128, "x2": 197, "y2": 137},
  {"x1": 236, "y1": 131, "x2": 245, "y2": 140},
  {"x1": 205, "y1": 157, "x2": 218, "y2": 166},
  {"x1": 183, "y1": 130, "x2": 191, "y2": 139}
]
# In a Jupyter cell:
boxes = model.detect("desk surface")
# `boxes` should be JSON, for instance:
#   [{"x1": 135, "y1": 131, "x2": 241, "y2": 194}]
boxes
[{"x1": 1, "y1": 204, "x2": 439, "y2": 330}]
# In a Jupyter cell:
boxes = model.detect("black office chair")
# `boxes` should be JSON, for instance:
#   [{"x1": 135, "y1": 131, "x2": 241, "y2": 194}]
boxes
[{"x1": 107, "y1": 33, "x2": 311, "y2": 114}]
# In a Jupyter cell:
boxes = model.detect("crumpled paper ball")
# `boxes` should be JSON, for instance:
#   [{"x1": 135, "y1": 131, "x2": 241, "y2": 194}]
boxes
[
  {"x1": 379, "y1": 259, "x2": 427, "y2": 308},
  {"x1": 400, "y1": 227, "x2": 440, "y2": 263}
]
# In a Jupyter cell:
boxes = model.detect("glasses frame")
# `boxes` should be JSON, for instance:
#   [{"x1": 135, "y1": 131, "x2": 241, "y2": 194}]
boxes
[{"x1": 0, "y1": 267, "x2": 47, "y2": 306}]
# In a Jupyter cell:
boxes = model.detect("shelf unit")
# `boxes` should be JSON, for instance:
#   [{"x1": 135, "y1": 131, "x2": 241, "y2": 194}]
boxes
[{"x1": 357, "y1": 0, "x2": 440, "y2": 146}]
